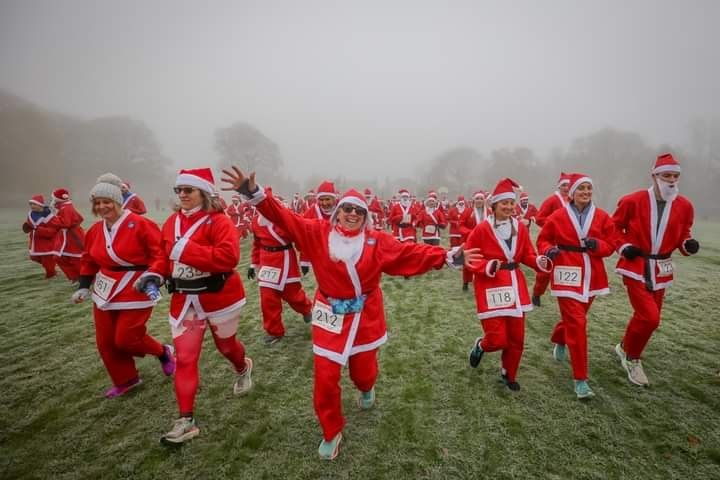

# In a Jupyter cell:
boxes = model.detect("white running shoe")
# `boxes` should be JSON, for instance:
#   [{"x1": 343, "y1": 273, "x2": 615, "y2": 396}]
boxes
[{"x1": 234, "y1": 357, "x2": 254, "y2": 395}]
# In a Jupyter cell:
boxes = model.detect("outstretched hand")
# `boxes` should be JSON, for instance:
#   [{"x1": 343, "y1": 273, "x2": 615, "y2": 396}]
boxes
[
  {"x1": 220, "y1": 166, "x2": 258, "y2": 195},
  {"x1": 462, "y1": 247, "x2": 483, "y2": 269}
]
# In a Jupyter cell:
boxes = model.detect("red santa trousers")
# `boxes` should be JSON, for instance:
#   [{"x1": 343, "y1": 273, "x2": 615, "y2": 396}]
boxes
[
  {"x1": 532, "y1": 271, "x2": 551, "y2": 297},
  {"x1": 313, "y1": 349, "x2": 378, "y2": 441},
  {"x1": 172, "y1": 315, "x2": 247, "y2": 415},
  {"x1": 30, "y1": 255, "x2": 56, "y2": 278},
  {"x1": 462, "y1": 267, "x2": 474, "y2": 285},
  {"x1": 480, "y1": 315, "x2": 525, "y2": 382},
  {"x1": 93, "y1": 306, "x2": 164, "y2": 386},
  {"x1": 551, "y1": 297, "x2": 595, "y2": 380},
  {"x1": 259, "y1": 282, "x2": 313, "y2": 337},
  {"x1": 621, "y1": 277, "x2": 666, "y2": 359},
  {"x1": 55, "y1": 255, "x2": 81, "y2": 281}
]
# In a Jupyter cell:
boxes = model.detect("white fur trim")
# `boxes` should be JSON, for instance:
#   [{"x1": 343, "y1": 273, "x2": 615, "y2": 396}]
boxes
[
  {"x1": 485, "y1": 259, "x2": 500, "y2": 277},
  {"x1": 653, "y1": 165, "x2": 682, "y2": 174},
  {"x1": 176, "y1": 173, "x2": 215, "y2": 195},
  {"x1": 536, "y1": 256, "x2": 552, "y2": 273},
  {"x1": 617, "y1": 243, "x2": 633, "y2": 256},
  {"x1": 569, "y1": 177, "x2": 593, "y2": 197},
  {"x1": 28, "y1": 199, "x2": 44, "y2": 206},
  {"x1": 490, "y1": 192, "x2": 515, "y2": 205},
  {"x1": 242, "y1": 184, "x2": 267, "y2": 206},
  {"x1": 169, "y1": 238, "x2": 189, "y2": 261}
]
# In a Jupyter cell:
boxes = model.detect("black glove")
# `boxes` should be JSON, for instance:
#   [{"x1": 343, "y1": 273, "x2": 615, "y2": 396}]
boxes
[
  {"x1": 236, "y1": 179, "x2": 260, "y2": 197},
  {"x1": 684, "y1": 238, "x2": 700, "y2": 254},
  {"x1": 545, "y1": 247, "x2": 560, "y2": 260},
  {"x1": 301, "y1": 266, "x2": 310, "y2": 276},
  {"x1": 247, "y1": 267, "x2": 255, "y2": 280},
  {"x1": 621, "y1": 245, "x2": 643, "y2": 260},
  {"x1": 583, "y1": 238, "x2": 598, "y2": 251}
]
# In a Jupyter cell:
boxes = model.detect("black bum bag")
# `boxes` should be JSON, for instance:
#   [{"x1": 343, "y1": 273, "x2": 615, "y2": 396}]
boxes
[{"x1": 166, "y1": 272, "x2": 232, "y2": 294}]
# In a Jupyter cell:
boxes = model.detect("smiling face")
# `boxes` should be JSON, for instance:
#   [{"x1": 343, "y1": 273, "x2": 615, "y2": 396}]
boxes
[
  {"x1": 558, "y1": 182, "x2": 570, "y2": 196},
  {"x1": 29, "y1": 203, "x2": 44, "y2": 212},
  {"x1": 492, "y1": 198, "x2": 516, "y2": 221},
  {"x1": 92, "y1": 197, "x2": 122, "y2": 222},
  {"x1": 318, "y1": 195, "x2": 336, "y2": 213},
  {"x1": 336, "y1": 203, "x2": 367, "y2": 231},
  {"x1": 473, "y1": 197, "x2": 485, "y2": 209},
  {"x1": 176, "y1": 186, "x2": 203, "y2": 210},
  {"x1": 572, "y1": 182, "x2": 593, "y2": 208}
]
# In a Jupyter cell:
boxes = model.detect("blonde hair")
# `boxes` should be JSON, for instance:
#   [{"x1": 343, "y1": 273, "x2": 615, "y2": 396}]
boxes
[{"x1": 91, "y1": 198, "x2": 123, "y2": 217}]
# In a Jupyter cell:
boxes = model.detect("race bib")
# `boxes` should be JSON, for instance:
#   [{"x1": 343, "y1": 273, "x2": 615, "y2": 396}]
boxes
[
  {"x1": 423, "y1": 226, "x2": 437, "y2": 236},
  {"x1": 312, "y1": 301, "x2": 343, "y2": 334},
  {"x1": 172, "y1": 262, "x2": 210, "y2": 280},
  {"x1": 657, "y1": 258, "x2": 674, "y2": 276},
  {"x1": 258, "y1": 266, "x2": 282, "y2": 283},
  {"x1": 402, "y1": 214, "x2": 411, "y2": 224},
  {"x1": 485, "y1": 286, "x2": 516, "y2": 309},
  {"x1": 93, "y1": 271, "x2": 116, "y2": 301},
  {"x1": 554, "y1": 266, "x2": 582, "y2": 287}
]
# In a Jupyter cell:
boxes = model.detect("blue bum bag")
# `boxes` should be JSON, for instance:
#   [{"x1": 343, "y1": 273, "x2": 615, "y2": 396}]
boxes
[{"x1": 327, "y1": 295, "x2": 367, "y2": 315}]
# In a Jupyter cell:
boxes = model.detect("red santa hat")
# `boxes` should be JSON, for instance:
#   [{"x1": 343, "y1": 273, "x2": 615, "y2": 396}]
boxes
[
  {"x1": 121, "y1": 180, "x2": 131, "y2": 189},
  {"x1": 29, "y1": 194, "x2": 46, "y2": 206},
  {"x1": 331, "y1": 189, "x2": 369, "y2": 227},
  {"x1": 519, "y1": 192, "x2": 529, "y2": 200},
  {"x1": 398, "y1": 188, "x2": 410, "y2": 197},
  {"x1": 305, "y1": 189, "x2": 315, "y2": 198},
  {"x1": 567, "y1": 172, "x2": 593, "y2": 197},
  {"x1": 52, "y1": 188, "x2": 70, "y2": 202},
  {"x1": 489, "y1": 178, "x2": 520, "y2": 205},
  {"x1": 457, "y1": 195, "x2": 465, "y2": 202},
  {"x1": 652, "y1": 153, "x2": 681, "y2": 174},
  {"x1": 175, "y1": 168, "x2": 215, "y2": 195},
  {"x1": 316, "y1": 181, "x2": 337, "y2": 198},
  {"x1": 472, "y1": 191, "x2": 485, "y2": 200},
  {"x1": 557, "y1": 172, "x2": 571, "y2": 187}
]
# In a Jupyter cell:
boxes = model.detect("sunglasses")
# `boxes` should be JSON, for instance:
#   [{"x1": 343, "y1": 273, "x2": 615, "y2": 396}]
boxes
[
  {"x1": 173, "y1": 187, "x2": 197, "y2": 195},
  {"x1": 339, "y1": 204, "x2": 367, "y2": 216}
]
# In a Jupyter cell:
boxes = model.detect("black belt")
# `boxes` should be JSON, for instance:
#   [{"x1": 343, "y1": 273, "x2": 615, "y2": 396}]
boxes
[
  {"x1": 261, "y1": 244, "x2": 292, "y2": 252},
  {"x1": 499, "y1": 262, "x2": 518, "y2": 270},
  {"x1": 167, "y1": 272, "x2": 232, "y2": 294},
  {"x1": 558, "y1": 245, "x2": 587, "y2": 253},
  {"x1": 109, "y1": 265, "x2": 149, "y2": 271},
  {"x1": 641, "y1": 252, "x2": 672, "y2": 292}
]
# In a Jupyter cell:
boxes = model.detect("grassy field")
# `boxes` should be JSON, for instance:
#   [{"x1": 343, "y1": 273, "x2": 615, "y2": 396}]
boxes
[{"x1": 1, "y1": 207, "x2": 718, "y2": 479}]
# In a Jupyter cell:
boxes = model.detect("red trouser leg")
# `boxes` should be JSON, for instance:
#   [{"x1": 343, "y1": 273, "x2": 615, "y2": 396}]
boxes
[
  {"x1": 480, "y1": 317, "x2": 508, "y2": 352},
  {"x1": 173, "y1": 319, "x2": 206, "y2": 415},
  {"x1": 210, "y1": 323, "x2": 247, "y2": 373},
  {"x1": 462, "y1": 267, "x2": 474, "y2": 284},
  {"x1": 260, "y1": 287, "x2": 285, "y2": 337},
  {"x1": 500, "y1": 316, "x2": 525, "y2": 382},
  {"x1": 313, "y1": 355, "x2": 345, "y2": 441},
  {"x1": 114, "y1": 308, "x2": 164, "y2": 358},
  {"x1": 282, "y1": 282, "x2": 313, "y2": 316},
  {"x1": 348, "y1": 349, "x2": 379, "y2": 393},
  {"x1": 533, "y1": 271, "x2": 551, "y2": 297},
  {"x1": 622, "y1": 278, "x2": 665, "y2": 359},
  {"x1": 94, "y1": 307, "x2": 142, "y2": 386},
  {"x1": 40, "y1": 255, "x2": 56, "y2": 278},
  {"x1": 55, "y1": 256, "x2": 81, "y2": 281},
  {"x1": 557, "y1": 297, "x2": 594, "y2": 380}
]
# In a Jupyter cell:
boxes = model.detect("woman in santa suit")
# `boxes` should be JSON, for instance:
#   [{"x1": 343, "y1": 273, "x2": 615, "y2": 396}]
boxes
[
  {"x1": 149, "y1": 168, "x2": 253, "y2": 445},
  {"x1": 22, "y1": 194, "x2": 57, "y2": 278},
  {"x1": 447, "y1": 195, "x2": 466, "y2": 248},
  {"x1": 222, "y1": 166, "x2": 477, "y2": 461},
  {"x1": 612, "y1": 153, "x2": 699, "y2": 387},
  {"x1": 466, "y1": 179, "x2": 552, "y2": 391},
  {"x1": 416, "y1": 191, "x2": 447, "y2": 246},
  {"x1": 45, "y1": 188, "x2": 85, "y2": 282},
  {"x1": 536, "y1": 173, "x2": 617, "y2": 399},
  {"x1": 70, "y1": 174, "x2": 175, "y2": 399}
]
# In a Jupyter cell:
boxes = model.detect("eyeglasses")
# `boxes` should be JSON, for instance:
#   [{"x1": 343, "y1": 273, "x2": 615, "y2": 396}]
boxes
[
  {"x1": 173, "y1": 187, "x2": 197, "y2": 195},
  {"x1": 340, "y1": 204, "x2": 367, "y2": 216}
]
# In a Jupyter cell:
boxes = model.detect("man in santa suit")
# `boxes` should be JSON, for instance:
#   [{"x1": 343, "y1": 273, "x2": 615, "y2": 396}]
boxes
[
  {"x1": 612, "y1": 153, "x2": 699, "y2": 387},
  {"x1": 515, "y1": 192, "x2": 538, "y2": 227},
  {"x1": 531, "y1": 173, "x2": 571, "y2": 306},
  {"x1": 225, "y1": 195, "x2": 244, "y2": 236},
  {"x1": 364, "y1": 188, "x2": 385, "y2": 231},
  {"x1": 458, "y1": 191, "x2": 488, "y2": 291},
  {"x1": 120, "y1": 181, "x2": 147, "y2": 215},
  {"x1": 22, "y1": 194, "x2": 57, "y2": 278},
  {"x1": 447, "y1": 196, "x2": 466, "y2": 248},
  {"x1": 388, "y1": 189, "x2": 418, "y2": 243},
  {"x1": 248, "y1": 189, "x2": 313, "y2": 345},
  {"x1": 300, "y1": 181, "x2": 337, "y2": 274},
  {"x1": 45, "y1": 188, "x2": 85, "y2": 282},
  {"x1": 416, "y1": 191, "x2": 447, "y2": 246},
  {"x1": 439, "y1": 192, "x2": 450, "y2": 215},
  {"x1": 291, "y1": 192, "x2": 307, "y2": 214}
]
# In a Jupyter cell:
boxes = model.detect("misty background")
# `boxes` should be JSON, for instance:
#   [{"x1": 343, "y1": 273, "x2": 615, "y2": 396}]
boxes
[{"x1": 1, "y1": 0, "x2": 718, "y2": 216}]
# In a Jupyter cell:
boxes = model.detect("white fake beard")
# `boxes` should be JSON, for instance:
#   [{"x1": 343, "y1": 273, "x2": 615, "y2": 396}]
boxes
[
  {"x1": 328, "y1": 229, "x2": 365, "y2": 264},
  {"x1": 457, "y1": 204, "x2": 465, "y2": 213},
  {"x1": 657, "y1": 179, "x2": 679, "y2": 201},
  {"x1": 426, "y1": 206, "x2": 436, "y2": 214},
  {"x1": 400, "y1": 198, "x2": 411, "y2": 208},
  {"x1": 321, "y1": 206, "x2": 334, "y2": 215},
  {"x1": 495, "y1": 219, "x2": 512, "y2": 240}
]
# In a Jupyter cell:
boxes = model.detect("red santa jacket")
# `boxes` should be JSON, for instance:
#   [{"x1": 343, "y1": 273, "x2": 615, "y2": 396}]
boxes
[
  {"x1": 612, "y1": 188, "x2": 694, "y2": 291},
  {"x1": 226, "y1": 202, "x2": 243, "y2": 227},
  {"x1": 152, "y1": 209, "x2": 246, "y2": 327},
  {"x1": 24, "y1": 209, "x2": 56, "y2": 256},
  {"x1": 250, "y1": 190, "x2": 450, "y2": 366},
  {"x1": 416, "y1": 207, "x2": 447, "y2": 241},
  {"x1": 46, "y1": 201, "x2": 85, "y2": 257},
  {"x1": 515, "y1": 203, "x2": 539, "y2": 226},
  {"x1": 459, "y1": 207, "x2": 489, "y2": 241},
  {"x1": 537, "y1": 202, "x2": 616, "y2": 303},
  {"x1": 250, "y1": 211, "x2": 302, "y2": 291},
  {"x1": 81, "y1": 211, "x2": 163, "y2": 310},
  {"x1": 466, "y1": 217, "x2": 548, "y2": 319},
  {"x1": 298, "y1": 203, "x2": 332, "y2": 267},
  {"x1": 447, "y1": 205, "x2": 466, "y2": 240},
  {"x1": 388, "y1": 202, "x2": 418, "y2": 242},
  {"x1": 122, "y1": 193, "x2": 147, "y2": 215},
  {"x1": 535, "y1": 191, "x2": 567, "y2": 227},
  {"x1": 368, "y1": 197, "x2": 385, "y2": 230}
]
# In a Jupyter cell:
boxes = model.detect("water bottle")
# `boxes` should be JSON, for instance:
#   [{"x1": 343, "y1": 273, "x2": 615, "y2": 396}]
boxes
[{"x1": 144, "y1": 282, "x2": 162, "y2": 302}]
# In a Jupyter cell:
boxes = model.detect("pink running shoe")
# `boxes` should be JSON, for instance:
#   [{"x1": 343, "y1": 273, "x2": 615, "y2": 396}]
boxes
[
  {"x1": 160, "y1": 344, "x2": 176, "y2": 376},
  {"x1": 104, "y1": 377, "x2": 143, "y2": 399}
]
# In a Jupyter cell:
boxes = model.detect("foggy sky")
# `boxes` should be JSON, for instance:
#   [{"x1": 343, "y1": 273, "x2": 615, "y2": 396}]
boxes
[{"x1": 1, "y1": 0, "x2": 719, "y2": 182}]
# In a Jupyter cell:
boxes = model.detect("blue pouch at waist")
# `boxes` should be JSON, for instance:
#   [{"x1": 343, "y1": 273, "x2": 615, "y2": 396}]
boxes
[{"x1": 327, "y1": 295, "x2": 367, "y2": 315}]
